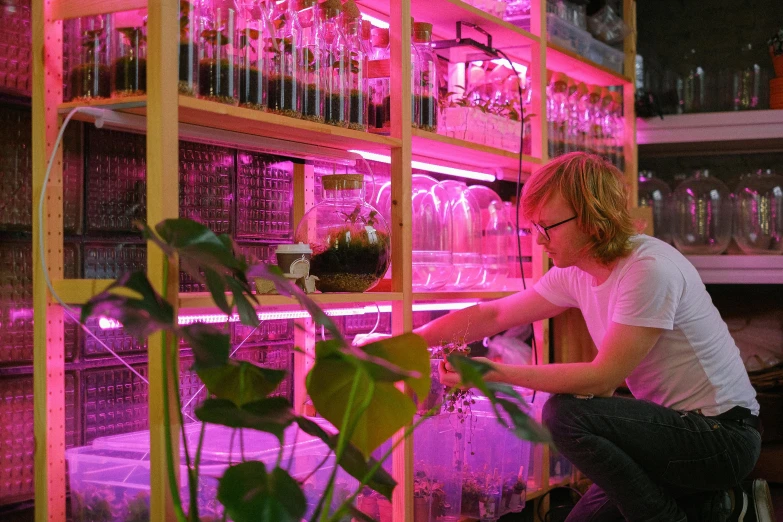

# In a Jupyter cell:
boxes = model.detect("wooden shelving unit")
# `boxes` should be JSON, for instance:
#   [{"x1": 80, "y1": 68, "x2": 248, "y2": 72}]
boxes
[
  {"x1": 32, "y1": 1, "x2": 637, "y2": 521},
  {"x1": 686, "y1": 255, "x2": 783, "y2": 285}
]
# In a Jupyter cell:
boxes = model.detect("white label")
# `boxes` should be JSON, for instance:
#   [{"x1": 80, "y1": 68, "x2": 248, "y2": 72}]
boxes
[{"x1": 289, "y1": 256, "x2": 311, "y2": 278}]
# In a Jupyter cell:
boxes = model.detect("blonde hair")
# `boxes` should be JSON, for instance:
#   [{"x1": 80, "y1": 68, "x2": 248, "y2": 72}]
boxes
[{"x1": 521, "y1": 152, "x2": 635, "y2": 265}]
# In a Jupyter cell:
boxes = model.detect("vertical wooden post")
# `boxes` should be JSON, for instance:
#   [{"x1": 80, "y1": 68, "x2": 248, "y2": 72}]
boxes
[
  {"x1": 623, "y1": 0, "x2": 638, "y2": 205},
  {"x1": 389, "y1": 0, "x2": 413, "y2": 519},
  {"x1": 293, "y1": 162, "x2": 316, "y2": 414},
  {"x1": 32, "y1": 0, "x2": 65, "y2": 520},
  {"x1": 146, "y1": 1, "x2": 181, "y2": 521}
]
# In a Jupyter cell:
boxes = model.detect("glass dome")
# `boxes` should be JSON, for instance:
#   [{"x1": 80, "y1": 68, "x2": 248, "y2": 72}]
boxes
[
  {"x1": 440, "y1": 180, "x2": 483, "y2": 289},
  {"x1": 412, "y1": 175, "x2": 453, "y2": 290},
  {"x1": 733, "y1": 169, "x2": 783, "y2": 255},
  {"x1": 638, "y1": 170, "x2": 672, "y2": 244},
  {"x1": 671, "y1": 170, "x2": 732, "y2": 255},
  {"x1": 294, "y1": 174, "x2": 390, "y2": 292},
  {"x1": 466, "y1": 185, "x2": 509, "y2": 289}
]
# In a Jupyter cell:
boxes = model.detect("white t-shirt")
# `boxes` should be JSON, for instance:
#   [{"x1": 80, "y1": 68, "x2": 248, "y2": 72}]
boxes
[{"x1": 534, "y1": 234, "x2": 759, "y2": 416}]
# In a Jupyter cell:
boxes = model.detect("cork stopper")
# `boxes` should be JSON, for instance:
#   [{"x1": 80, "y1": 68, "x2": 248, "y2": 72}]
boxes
[
  {"x1": 320, "y1": 0, "x2": 341, "y2": 19},
  {"x1": 371, "y1": 27, "x2": 389, "y2": 47},
  {"x1": 322, "y1": 174, "x2": 364, "y2": 190},
  {"x1": 361, "y1": 19, "x2": 372, "y2": 40},
  {"x1": 412, "y1": 21, "x2": 432, "y2": 43},
  {"x1": 341, "y1": 0, "x2": 361, "y2": 20}
]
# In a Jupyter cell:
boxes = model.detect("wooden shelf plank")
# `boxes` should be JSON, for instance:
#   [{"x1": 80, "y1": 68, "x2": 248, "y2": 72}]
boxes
[
  {"x1": 686, "y1": 255, "x2": 783, "y2": 285},
  {"x1": 412, "y1": 289, "x2": 522, "y2": 300},
  {"x1": 53, "y1": 0, "x2": 145, "y2": 20},
  {"x1": 546, "y1": 42, "x2": 632, "y2": 87},
  {"x1": 52, "y1": 279, "x2": 113, "y2": 305}
]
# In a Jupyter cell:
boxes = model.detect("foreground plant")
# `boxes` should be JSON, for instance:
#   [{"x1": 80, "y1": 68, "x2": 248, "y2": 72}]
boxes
[{"x1": 80, "y1": 218, "x2": 547, "y2": 522}]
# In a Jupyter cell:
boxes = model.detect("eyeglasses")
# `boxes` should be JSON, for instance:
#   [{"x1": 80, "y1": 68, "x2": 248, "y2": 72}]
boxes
[{"x1": 532, "y1": 215, "x2": 577, "y2": 241}]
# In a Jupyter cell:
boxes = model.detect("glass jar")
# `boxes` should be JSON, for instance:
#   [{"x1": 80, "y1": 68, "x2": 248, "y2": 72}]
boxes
[
  {"x1": 412, "y1": 175, "x2": 453, "y2": 290},
  {"x1": 178, "y1": 0, "x2": 201, "y2": 96},
  {"x1": 295, "y1": 174, "x2": 390, "y2": 292},
  {"x1": 343, "y1": 17, "x2": 368, "y2": 131},
  {"x1": 112, "y1": 11, "x2": 147, "y2": 97},
  {"x1": 467, "y1": 185, "x2": 508, "y2": 289},
  {"x1": 412, "y1": 22, "x2": 438, "y2": 132},
  {"x1": 236, "y1": 0, "x2": 271, "y2": 110},
  {"x1": 199, "y1": 0, "x2": 239, "y2": 104},
  {"x1": 638, "y1": 171, "x2": 672, "y2": 244},
  {"x1": 672, "y1": 170, "x2": 732, "y2": 255},
  {"x1": 440, "y1": 180, "x2": 483, "y2": 289},
  {"x1": 368, "y1": 27, "x2": 390, "y2": 134},
  {"x1": 268, "y1": 0, "x2": 302, "y2": 117},
  {"x1": 66, "y1": 15, "x2": 112, "y2": 101},
  {"x1": 733, "y1": 169, "x2": 783, "y2": 255},
  {"x1": 297, "y1": 0, "x2": 325, "y2": 122},
  {"x1": 321, "y1": 6, "x2": 347, "y2": 126}
]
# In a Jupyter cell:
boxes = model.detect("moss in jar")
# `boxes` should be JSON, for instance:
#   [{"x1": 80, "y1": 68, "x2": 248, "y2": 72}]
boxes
[
  {"x1": 267, "y1": 74, "x2": 302, "y2": 118},
  {"x1": 198, "y1": 58, "x2": 236, "y2": 104},
  {"x1": 238, "y1": 65, "x2": 265, "y2": 108},
  {"x1": 301, "y1": 83, "x2": 325, "y2": 123},
  {"x1": 348, "y1": 88, "x2": 367, "y2": 131},
  {"x1": 324, "y1": 92, "x2": 345, "y2": 125},
  {"x1": 113, "y1": 56, "x2": 147, "y2": 96},
  {"x1": 370, "y1": 95, "x2": 391, "y2": 132},
  {"x1": 69, "y1": 63, "x2": 111, "y2": 101},
  {"x1": 178, "y1": 41, "x2": 199, "y2": 95},
  {"x1": 413, "y1": 94, "x2": 437, "y2": 132},
  {"x1": 309, "y1": 225, "x2": 390, "y2": 292}
]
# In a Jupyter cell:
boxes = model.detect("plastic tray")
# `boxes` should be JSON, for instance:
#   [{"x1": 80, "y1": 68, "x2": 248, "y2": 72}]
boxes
[{"x1": 586, "y1": 37, "x2": 625, "y2": 74}]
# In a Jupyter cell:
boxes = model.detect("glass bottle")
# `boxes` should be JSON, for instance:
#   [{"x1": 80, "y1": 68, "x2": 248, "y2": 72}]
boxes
[
  {"x1": 268, "y1": 0, "x2": 302, "y2": 117},
  {"x1": 321, "y1": 5, "x2": 347, "y2": 126},
  {"x1": 638, "y1": 171, "x2": 672, "y2": 244},
  {"x1": 585, "y1": 84, "x2": 603, "y2": 157},
  {"x1": 294, "y1": 174, "x2": 390, "y2": 292},
  {"x1": 733, "y1": 169, "x2": 783, "y2": 255},
  {"x1": 344, "y1": 17, "x2": 368, "y2": 131},
  {"x1": 610, "y1": 91, "x2": 625, "y2": 171},
  {"x1": 368, "y1": 27, "x2": 390, "y2": 134},
  {"x1": 565, "y1": 80, "x2": 588, "y2": 153},
  {"x1": 599, "y1": 88, "x2": 616, "y2": 166},
  {"x1": 66, "y1": 15, "x2": 112, "y2": 101},
  {"x1": 236, "y1": 0, "x2": 271, "y2": 110},
  {"x1": 412, "y1": 22, "x2": 438, "y2": 132},
  {"x1": 178, "y1": 0, "x2": 201, "y2": 96},
  {"x1": 298, "y1": 0, "x2": 325, "y2": 122},
  {"x1": 199, "y1": 0, "x2": 239, "y2": 104},
  {"x1": 547, "y1": 72, "x2": 568, "y2": 159},
  {"x1": 441, "y1": 180, "x2": 483, "y2": 289},
  {"x1": 671, "y1": 170, "x2": 733, "y2": 255},
  {"x1": 112, "y1": 11, "x2": 146, "y2": 97}
]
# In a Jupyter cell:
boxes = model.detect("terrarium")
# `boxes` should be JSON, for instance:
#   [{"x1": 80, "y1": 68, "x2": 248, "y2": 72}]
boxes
[
  {"x1": 440, "y1": 180, "x2": 483, "y2": 289},
  {"x1": 412, "y1": 22, "x2": 438, "y2": 132},
  {"x1": 297, "y1": 0, "x2": 325, "y2": 122},
  {"x1": 236, "y1": 0, "x2": 271, "y2": 110},
  {"x1": 733, "y1": 169, "x2": 783, "y2": 255},
  {"x1": 321, "y1": 4, "x2": 348, "y2": 126},
  {"x1": 638, "y1": 171, "x2": 672, "y2": 244},
  {"x1": 466, "y1": 185, "x2": 509, "y2": 289},
  {"x1": 343, "y1": 16, "x2": 368, "y2": 131},
  {"x1": 112, "y1": 11, "x2": 147, "y2": 97},
  {"x1": 178, "y1": 0, "x2": 201, "y2": 96},
  {"x1": 66, "y1": 15, "x2": 112, "y2": 101},
  {"x1": 267, "y1": 0, "x2": 303, "y2": 117},
  {"x1": 671, "y1": 170, "x2": 733, "y2": 255},
  {"x1": 294, "y1": 174, "x2": 390, "y2": 292},
  {"x1": 199, "y1": 0, "x2": 238, "y2": 104}
]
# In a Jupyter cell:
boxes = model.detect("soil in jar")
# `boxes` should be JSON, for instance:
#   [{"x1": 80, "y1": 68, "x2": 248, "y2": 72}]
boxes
[
  {"x1": 413, "y1": 94, "x2": 437, "y2": 132},
  {"x1": 309, "y1": 227, "x2": 390, "y2": 292},
  {"x1": 324, "y1": 92, "x2": 345, "y2": 125},
  {"x1": 267, "y1": 74, "x2": 302, "y2": 118},
  {"x1": 178, "y1": 41, "x2": 199, "y2": 95},
  {"x1": 113, "y1": 55, "x2": 147, "y2": 96},
  {"x1": 238, "y1": 65, "x2": 266, "y2": 109},
  {"x1": 347, "y1": 88, "x2": 367, "y2": 131},
  {"x1": 301, "y1": 83, "x2": 324, "y2": 123},
  {"x1": 198, "y1": 58, "x2": 236, "y2": 104},
  {"x1": 69, "y1": 63, "x2": 111, "y2": 101}
]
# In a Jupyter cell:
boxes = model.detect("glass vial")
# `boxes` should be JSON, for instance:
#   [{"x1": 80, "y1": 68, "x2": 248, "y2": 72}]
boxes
[{"x1": 112, "y1": 11, "x2": 147, "y2": 97}]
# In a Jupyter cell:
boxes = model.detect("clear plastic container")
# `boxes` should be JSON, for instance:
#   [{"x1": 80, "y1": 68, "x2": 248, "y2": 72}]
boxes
[
  {"x1": 638, "y1": 171, "x2": 672, "y2": 244},
  {"x1": 733, "y1": 169, "x2": 783, "y2": 255},
  {"x1": 236, "y1": 0, "x2": 272, "y2": 110},
  {"x1": 65, "y1": 15, "x2": 112, "y2": 101},
  {"x1": 412, "y1": 175, "x2": 453, "y2": 290},
  {"x1": 467, "y1": 185, "x2": 508, "y2": 289},
  {"x1": 294, "y1": 174, "x2": 390, "y2": 292},
  {"x1": 268, "y1": 0, "x2": 303, "y2": 117},
  {"x1": 112, "y1": 11, "x2": 147, "y2": 97},
  {"x1": 546, "y1": 13, "x2": 591, "y2": 57},
  {"x1": 298, "y1": 0, "x2": 325, "y2": 122},
  {"x1": 441, "y1": 180, "x2": 483, "y2": 289},
  {"x1": 672, "y1": 170, "x2": 733, "y2": 255},
  {"x1": 199, "y1": 0, "x2": 239, "y2": 104},
  {"x1": 412, "y1": 22, "x2": 439, "y2": 132},
  {"x1": 413, "y1": 413, "x2": 464, "y2": 522},
  {"x1": 586, "y1": 37, "x2": 625, "y2": 75}
]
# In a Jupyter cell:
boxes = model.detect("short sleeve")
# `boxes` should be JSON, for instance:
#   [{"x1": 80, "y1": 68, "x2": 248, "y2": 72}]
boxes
[
  {"x1": 533, "y1": 267, "x2": 579, "y2": 308},
  {"x1": 612, "y1": 256, "x2": 685, "y2": 330}
]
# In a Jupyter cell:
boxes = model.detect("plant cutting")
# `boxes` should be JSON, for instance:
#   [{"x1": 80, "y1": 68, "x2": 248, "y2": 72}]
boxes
[{"x1": 78, "y1": 217, "x2": 548, "y2": 522}]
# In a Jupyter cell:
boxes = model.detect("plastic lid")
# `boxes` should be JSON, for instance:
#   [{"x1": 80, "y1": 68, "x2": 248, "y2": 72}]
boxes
[
  {"x1": 322, "y1": 173, "x2": 364, "y2": 190},
  {"x1": 371, "y1": 27, "x2": 389, "y2": 47},
  {"x1": 276, "y1": 242, "x2": 312, "y2": 254}
]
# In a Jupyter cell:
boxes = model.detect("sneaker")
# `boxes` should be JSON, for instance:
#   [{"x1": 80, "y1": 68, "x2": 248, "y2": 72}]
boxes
[{"x1": 728, "y1": 479, "x2": 775, "y2": 522}]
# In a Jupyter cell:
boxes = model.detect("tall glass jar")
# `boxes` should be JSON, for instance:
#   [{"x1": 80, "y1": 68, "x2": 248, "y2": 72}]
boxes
[
  {"x1": 412, "y1": 22, "x2": 438, "y2": 132},
  {"x1": 236, "y1": 0, "x2": 271, "y2": 110},
  {"x1": 66, "y1": 15, "x2": 112, "y2": 101},
  {"x1": 343, "y1": 17, "x2": 368, "y2": 131},
  {"x1": 112, "y1": 11, "x2": 146, "y2": 97},
  {"x1": 441, "y1": 180, "x2": 483, "y2": 289},
  {"x1": 368, "y1": 27, "x2": 390, "y2": 133},
  {"x1": 178, "y1": 0, "x2": 201, "y2": 96},
  {"x1": 268, "y1": 0, "x2": 302, "y2": 117},
  {"x1": 733, "y1": 169, "x2": 783, "y2": 255},
  {"x1": 412, "y1": 175, "x2": 452, "y2": 290},
  {"x1": 565, "y1": 80, "x2": 588, "y2": 153},
  {"x1": 672, "y1": 170, "x2": 733, "y2": 255},
  {"x1": 294, "y1": 174, "x2": 390, "y2": 292},
  {"x1": 321, "y1": 6, "x2": 347, "y2": 126},
  {"x1": 297, "y1": 0, "x2": 325, "y2": 122},
  {"x1": 199, "y1": 0, "x2": 239, "y2": 104},
  {"x1": 638, "y1": 171, "x2": 672, "y2": 244}
]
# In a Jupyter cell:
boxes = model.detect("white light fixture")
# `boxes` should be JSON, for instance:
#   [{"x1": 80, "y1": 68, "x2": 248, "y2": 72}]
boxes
[{"x1": 349, "y1": 150, "x2": 496, "y2": 182}]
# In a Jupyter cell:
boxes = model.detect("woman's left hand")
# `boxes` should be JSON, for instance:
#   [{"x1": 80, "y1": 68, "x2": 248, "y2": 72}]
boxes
[{"x1": 438, "y1": 356, "x2": 496, "y2": 388}]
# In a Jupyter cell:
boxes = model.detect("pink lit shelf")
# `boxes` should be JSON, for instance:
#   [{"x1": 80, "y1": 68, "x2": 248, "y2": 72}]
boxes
[
  {"x1": 59, "y1": 95, "x2": 401, "y2": 155},
  {"x1": 685, "y1": 256, "x2": 783, "y2": 285},
  {"x1": 412, "y1": 290, "x2": 520, "y2": 301},
  {"x1": 546, "y1": 42, "x2": 632, "y2": 87}
]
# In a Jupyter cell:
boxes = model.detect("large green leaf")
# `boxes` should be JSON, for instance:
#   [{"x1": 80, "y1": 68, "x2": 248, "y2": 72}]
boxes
[
  {"x1": 195, "y1": 398, "x2": 296, "y2": 441},
  {"x1": 494, "y1": 396, "x2": 550, "y2": 443},
  {"x1": 362, "y1": 333, "x2": 430, "y2": 399},
  {"x1": 80, "y1": 271, "x2": 175, "y2": 341},
  {"x1": 217, "y1": 462, "x2": 305, "y2": 522},
  {"x1": 307, "y1": 356, "x2": 415, "y2": 458},
  {"x1": 197, "y1": 361, "x2": 286, "y2": 406},
  {"x1": 181, "y1": 323, "x2": 230, "y2": 370}
]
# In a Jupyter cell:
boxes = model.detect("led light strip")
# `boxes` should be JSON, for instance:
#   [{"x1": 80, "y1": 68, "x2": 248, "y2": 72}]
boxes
[{"x1": 349, "y1": 150, "x2": 497, "y2": 183}]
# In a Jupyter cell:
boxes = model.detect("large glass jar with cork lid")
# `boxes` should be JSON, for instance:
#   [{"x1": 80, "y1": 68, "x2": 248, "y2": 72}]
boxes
[{"x1": 294, "y1": 174, "x2": 390, "y2": 292}]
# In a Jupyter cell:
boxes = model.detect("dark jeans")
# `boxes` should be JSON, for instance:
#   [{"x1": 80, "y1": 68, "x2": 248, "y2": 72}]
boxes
[{"x1": 542, "y1": 394, "x2": 761, "y2": 522}]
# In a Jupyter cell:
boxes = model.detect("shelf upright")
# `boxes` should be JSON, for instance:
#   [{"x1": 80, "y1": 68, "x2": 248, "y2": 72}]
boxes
[
  {"x1": 623, "y1": 0, "x2": 638, "y2": 204},
  {"x1": 32, "y1": 0, "x2": 66, "y2": 520}
]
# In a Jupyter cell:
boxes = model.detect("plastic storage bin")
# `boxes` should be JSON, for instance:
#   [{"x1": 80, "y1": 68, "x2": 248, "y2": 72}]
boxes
[
  {"x1": 586, "y1": 37, "x2": 624, "y2": 74},
  {"x1": 546, "y1": 14, "x2": 592, "y2": 57}
]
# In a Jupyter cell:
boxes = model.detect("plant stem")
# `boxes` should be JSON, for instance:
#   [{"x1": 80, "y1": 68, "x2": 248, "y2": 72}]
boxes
[{"x1": 298, "y1": 449, "x2": 334, "y2": 486}]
